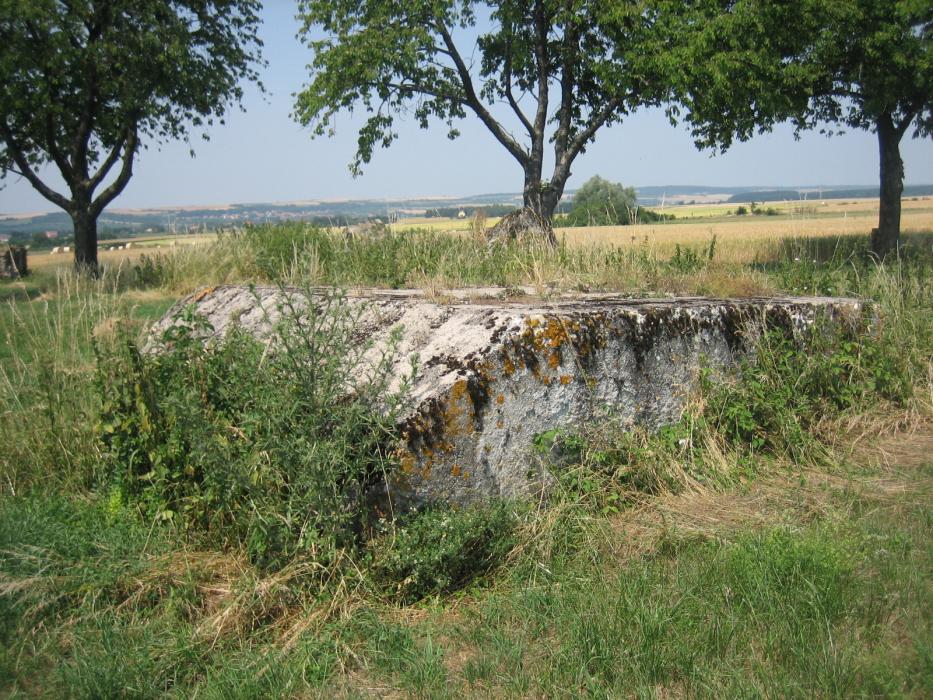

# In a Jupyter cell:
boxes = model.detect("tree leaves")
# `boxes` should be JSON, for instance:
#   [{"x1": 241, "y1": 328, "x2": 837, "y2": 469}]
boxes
[
  {"x1": 0, "y1": 0, "x2": 264, "y2": 264},
  {"x1": 294, "y1": 0, "x2": 677, "y2": 210}
]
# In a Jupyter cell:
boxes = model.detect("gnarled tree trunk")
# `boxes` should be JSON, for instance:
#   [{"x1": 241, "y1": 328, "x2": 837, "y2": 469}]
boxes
[{"x1": 519, "y1": 167, "x2": 571, "y2": 247}]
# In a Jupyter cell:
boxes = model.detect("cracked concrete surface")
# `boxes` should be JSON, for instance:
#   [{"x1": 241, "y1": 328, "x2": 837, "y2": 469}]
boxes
[{"x1": 149, "y1": 286, "x2": 862, "y2": 507}]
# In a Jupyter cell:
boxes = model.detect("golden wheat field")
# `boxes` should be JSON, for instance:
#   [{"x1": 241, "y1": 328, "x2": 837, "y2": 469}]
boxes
[
  {"x1": 22, "y1": 196, "x2": 933, "y2": 272},
  {"x1": 558, "y1": 199, "x2": 933, "y2": 262}
]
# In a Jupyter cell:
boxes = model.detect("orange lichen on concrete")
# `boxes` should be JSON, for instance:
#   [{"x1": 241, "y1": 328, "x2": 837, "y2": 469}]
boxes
[
  {"x1": 451, "y1": 465, "x2": 462, "y2": 477},
  {"x1": 445, "y1": 379, "x2": 476, "y2": 435},
  {"x1": 496, "y1": 394, "x2": 505, "y2": 405},
  {"x1": 559, "y1": 375, "x2": 573, "y2": 385},
  {"x1": 193, "y1": 286, "x2": 217, "y2": 303},
  {"x1": 398, "y1": 450, "x2": 416, "y2": 474}
]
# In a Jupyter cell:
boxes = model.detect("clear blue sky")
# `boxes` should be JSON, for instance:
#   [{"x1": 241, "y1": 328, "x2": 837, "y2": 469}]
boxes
[{"x1": 2, "y1": 3, "x2": 932, "y2": 215}]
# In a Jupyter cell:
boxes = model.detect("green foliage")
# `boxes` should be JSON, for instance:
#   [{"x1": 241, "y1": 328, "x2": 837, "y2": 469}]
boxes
[
  {"x1": 704, "y1": 318, "x2": 913, "y2": 459},
  {"x1": 295, "y1": 1, "x2": 678, "y2": 218},
  {"x1": 671, "y1": 0, "x2": 932, "y2": 251},
  {"x1": 672, "y1": 0, "x2": 931, "y2": 147},
  {"x1": 95, "y1": 288, "x2": 409, "y2": 569},
  {"x1": 0, "y1": 0, "x2": 263, "y2": 265},
  {"x1": 565, "y1": 176, "x2": 637, "y2": 225},
  {"x1": 554, "y1": 175, "x2": 672, "y2": 227},
  {"x1": 371, "y1": 503, "x2": 518, "y2": 604},
  {"x1": 666, "y1": 236, "x2": 717, "y2": 273}
]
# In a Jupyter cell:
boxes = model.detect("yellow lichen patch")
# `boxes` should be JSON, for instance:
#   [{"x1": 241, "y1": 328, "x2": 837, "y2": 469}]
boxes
[
  {"x1": 502, "y1": 355, "x2": 516, "y2": 376},
  {"x1": 560, "y1": 375, "x2": 573, "y2": 385},
  {"x1": 193, "y1": 286, "x2": 216, "y2": 303},
  {"x1": 548, "y1": 350, "x2": 561, "y2": 369},
  {"x1": 542, "y1": 376, "x2": 552, "y2": 386},
  {"x1": 541, "y1": 318, "x2": 568, "y2": 349},
  {"x1": 462, "y1": 472, "x2": 470, "y2": 479},
  {"x1": 444, "y1": 379, "x2": 475, "y2": 435},
  {"x1": 398, "y1": 449, "x2": 417, "y2": 474}
]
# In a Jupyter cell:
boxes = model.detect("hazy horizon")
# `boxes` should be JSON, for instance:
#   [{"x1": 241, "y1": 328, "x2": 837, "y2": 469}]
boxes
[{"x1": 3, "y1": 4, "x2": 932, "y2": 216}]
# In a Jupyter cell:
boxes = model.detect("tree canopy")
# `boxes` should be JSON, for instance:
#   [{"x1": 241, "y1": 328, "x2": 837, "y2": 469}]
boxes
[
  {"x1": 557, "y1": 175, "x2": 669, "y2": 226},
  {"x1": 562, "y1": 175, "x2": 636, "y2": 226},
  {"x1": 0, "y1": 0, "x2": 264, "y2": 269},
  {"x1": 294, "y1": 0, "x2": 675, "y2": 225},
  {"x1": 670, "y1": 0, "x2": 932, "y2": 255}
]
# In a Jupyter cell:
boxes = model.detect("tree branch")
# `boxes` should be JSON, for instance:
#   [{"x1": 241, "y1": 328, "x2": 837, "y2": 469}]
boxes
[
  {"x1": 503, "y1": 29, "x2": 534, "y2": 137},
  {"x1": 0, "y1": 122, "x2": 72, "y2": 211},
  {"x1": 71, "y1": 2, "x2": 107, "y2": 177},
  {"x1": 562, "y1": 96, "x2": 624, "y2": 169},
  {"x1": 554, "y1": 7, "x2": 577, "y2": 164},
  {"x1": 44, "y1": 110, "x2": 75, "y2": 182},
  {"x1": 896, "y1": 107, "x2": 918, "y2": 138},
  {"x1": 88, "y1": 127, "x2": 130, "y2": 191},
  {"x1": 91, "y1": 126, "x2": 137, "y2": 216},
  {"x1": 435, "y1": 20, "x2": 529, "y2": 166},
  {"x1": 531, "y1": 0, "x2": 550, "y2": 143}
]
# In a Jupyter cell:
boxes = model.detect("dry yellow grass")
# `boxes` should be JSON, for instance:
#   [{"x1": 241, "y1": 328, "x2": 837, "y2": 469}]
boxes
[
  {"x1": 27, "y1": 234, "x2": 216, "y2": 272},
  {"x1": 21, "y1": 196, "x2": 933, "y2": 274},
  {"x1": 557, "y1": 204, "x2": 933, "y2": 262},
  {"x1": 666, "y1": 194, "x2": 933, "y2": 219},
  {"x1": 391, "y1": 216, "x2": 503, "y2": 233}
]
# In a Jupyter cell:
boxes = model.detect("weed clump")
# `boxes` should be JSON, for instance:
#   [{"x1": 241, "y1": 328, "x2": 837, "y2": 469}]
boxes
[
  {"x1": 371, "y1": 503, "x2": 518, "y2": 604},
  {"x1": 704, "y1": 317, "x2": 913, "y2": 460},
  {"x1": 95, "y1": 288, "x2": 408, "y2": 570}
]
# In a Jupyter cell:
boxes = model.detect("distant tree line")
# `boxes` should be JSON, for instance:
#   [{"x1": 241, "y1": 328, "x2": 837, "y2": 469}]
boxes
[{"x1": 728, "y1": 185, "x2": 933, "y2": 204}]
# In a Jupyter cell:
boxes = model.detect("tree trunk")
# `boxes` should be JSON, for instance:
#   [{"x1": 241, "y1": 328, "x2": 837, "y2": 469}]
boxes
[
  {"x1": 70, "y1": 205, "x2": 99, "y2": 272},
  {"x1": 522, "y1": 170, "x2": 566, "y2": 247},
  {"x1": 873, "y1": 118, "x2": 903, "y2": 258},
  {"x1": 523, "y1": 178, "x2": 562, "y2": 222}
]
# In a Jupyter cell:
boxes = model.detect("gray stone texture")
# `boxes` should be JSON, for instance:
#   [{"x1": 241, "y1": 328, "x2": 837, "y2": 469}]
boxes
[{"x1": 149, "y1": 286, "x2": 861, "y2": 507}]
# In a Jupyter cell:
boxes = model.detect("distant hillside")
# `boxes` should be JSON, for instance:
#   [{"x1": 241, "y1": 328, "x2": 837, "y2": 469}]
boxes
[
  {"x1": 4, "y1": 184, "x2": 929, "y2": 236},
  {"x1": 727, "y1": 185, "x2": 933, "y2": 204}
]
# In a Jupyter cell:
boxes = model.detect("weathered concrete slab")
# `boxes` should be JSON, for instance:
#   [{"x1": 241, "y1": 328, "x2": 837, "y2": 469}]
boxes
[{"x1": 150, "y1": 286, "x2": 862, "y2": 507}]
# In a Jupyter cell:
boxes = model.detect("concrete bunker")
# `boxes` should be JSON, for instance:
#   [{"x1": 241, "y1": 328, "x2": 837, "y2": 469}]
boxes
[{"x1": 149, "y1": 286, "x2": 862, "y2": 507}]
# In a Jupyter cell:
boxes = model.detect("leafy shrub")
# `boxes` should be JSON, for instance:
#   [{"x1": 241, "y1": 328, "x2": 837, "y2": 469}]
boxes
[
  {"x1": 704, "y1": 316, "x2": 912, "y2": 459},
  {"x1": 372, "y1": 503, "x2": 518, "y2": 604},
  {"x1": 133, "y1": 253, "x2": 168, "y2": 287},
  {"x1": 535, "y1": 307, "x2": 914, "y2": 506},
  {"x1": 553, "y1": 175, "x2": 672, "y2": 227},
  {"x1": 95, "y1": 287, "x2": 409, "y2": 569}
]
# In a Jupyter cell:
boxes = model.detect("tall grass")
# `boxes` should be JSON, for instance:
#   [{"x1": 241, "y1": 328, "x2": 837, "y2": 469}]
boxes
[{"x1": 0, "y1": 225, "x2": 930, "y2": 696}]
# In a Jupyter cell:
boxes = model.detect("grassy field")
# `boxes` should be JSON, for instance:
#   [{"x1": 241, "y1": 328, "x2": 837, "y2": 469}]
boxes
[
  {"x1": 1, "y1": 219, "x2": 931, "y2": 697},
  {"x1": 22, "y1": 195, "x2": 933, "y2": 278}
]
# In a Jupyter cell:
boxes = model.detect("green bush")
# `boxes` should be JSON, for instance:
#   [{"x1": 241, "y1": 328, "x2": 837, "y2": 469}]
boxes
[
  {"x1": 95, "y1": 287, "x2": 409, "y2": 569},
  {"x1": 704, "y1": 316, "x2": 912, "y2": 459},
  {"x1": 372, "y1": 503, "x2": 518, "y2": 604}
]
